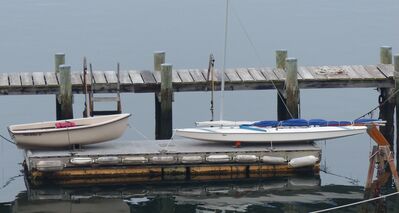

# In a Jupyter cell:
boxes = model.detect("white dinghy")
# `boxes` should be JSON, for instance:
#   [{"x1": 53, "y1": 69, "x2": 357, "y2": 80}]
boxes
[{"x1": 8, "y1": 113, "x2": 131, "y2": 148}]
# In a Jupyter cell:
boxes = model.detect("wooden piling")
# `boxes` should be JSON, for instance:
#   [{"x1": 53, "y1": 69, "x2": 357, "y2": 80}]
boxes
[
  {"x1": 378, "y1": 46, "x2": 394, "y2": 149},
  {"x1": 58, "y1": 65, "x2": 73, "y2": 120},
  {"x1": 285, "y1": 58, "x2": 300, "y2": 119},
  {"x1": 55, "y1": 53, "x2": 65, "y2": 120},
  {"x1": 276, "y1": 50, "x2": 288, "y2": 120},
  {"x1": 158, "y1": 64, "x2": 173, "y2": 139},
  {"x1": 154, "y1": 51, "x2": 166, "y2": 139},
  {"x1": 394, "y1": 54, "x2": 399, "y2": 168}
]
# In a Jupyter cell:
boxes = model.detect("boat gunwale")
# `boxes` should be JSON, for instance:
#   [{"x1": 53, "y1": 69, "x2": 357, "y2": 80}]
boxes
[
  {"x1": 9, "y1": 113, "x2": 131, "y2": 135},
  {"x1": 175, "y1": 125, "x2": 367, "y2": 135}
]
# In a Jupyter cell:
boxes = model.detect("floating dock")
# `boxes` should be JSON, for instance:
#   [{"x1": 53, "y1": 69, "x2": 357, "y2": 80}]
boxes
[{"x1": 24, "y1": 139, "x2": 321, "y2": 185}]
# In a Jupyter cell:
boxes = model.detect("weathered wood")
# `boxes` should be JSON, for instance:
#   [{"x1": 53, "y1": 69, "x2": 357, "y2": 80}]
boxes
[
  {"x1": 154, "y1": 51, "x2": 165, "y2": 72},
  {"x1": 189, "y1": 69, "x2": 206, "y2": 82},
  {"x1": 172, "y1": 70, "x2": 182, "y2": 83},
  {"x1": 363, "y1": 65, "x2": 387, "y2": 79},
  {"x1": 394, "y1": 54, "x2": 399, "y2": 169},
  {"x1": 128, "y1": 70, "x2": 144, "y2": 84},
  {"x1": 153, "y1": 71, "x2": 161, "y2": 83},
  {"x1": 140, "y1": 70, "x2": 156, "y2": 84},
  {"x1": 225, "y1": 69, "x2": 241, "y2": 82},
  {"x1": 92, "y1": 71, "x2": 106, "y2": 84},
  {"x1": 9, "y1": 73, "x2": 21, "y2": 87},
  {"x1": 104, "y1": 71, "x2": 118, "y2": 84},
  {"x1": 276, "y1": 50, "x2": 288, "y2": 121},
  {"x1": 201, "y1": 68, "x2": 220, "y2": 82},
  {"x1": 32, "y1": 72, "x2": 46, "y2": 86},
  {"x1": 248, "y1": 68, "x2": 266, "y2": 81},
  {"x1": 154, "y1": 52, "x2": 166, "y2": 140},
  {"x1": 324, "y1": 66, "x2": 348, "y2": 79},
  {"x1": 276, "y1": 50, "x2": 287, "y2": 69},
  {"x1": 339, "y1": 66, "x2": 361, "y2": 79},
  {"x1": 20, "y1": 72, "x2": 33, "y2": 87},
  {"x1": 285, "y1": 58, "x2": 300, "y2": 119},
  {"x1": 377, "y1": 64, "x2": 394, "y2": 77},
  {"x1": 236, "y1": 68, "x2": 254, "y2": 81},
  {"x1": 0, "y1": 73, "x2": 9, "y2": 87},
  {"x1": 120, "y1": 71, "x2": 132, "y2": 85},
  {"x1": 0, "y1": 62, "x2": 395, "y2": 95},
  {"x1": 178, "y1": 69, "x2": 194, "y2": 83},
  {"x1": 273, "y1": 68, "x2": 287, "y2": 80},
  {"x1": 380, "y1": 46, "x2": 392, "y2": 64},
  {"x1": 45, "y1": 72, "x2": 58, "y2": 86},
  {"x1": 158, "y1": 64, "x2": 173, "y2": 139},
  {"x1": 306, "y1": 66, "x2": 328, "y2": 79},
  {"x1": 55, "y1": 53, "x2": 65, "y2": 120},
  {"x1": 350, "y1": 65, "x2": 373, "y2": 79},
  {"x1": 58, "y1": 65, "x2": 73, "y2": 120},
  {"x1": 260, "y1": 67, "x2": 279, "y2": 81},
  {"x1": 71, "y1": 72, "x2": 82, "y2": 85},
  {"x1": 297, "y1": 67, "x2": 315, "y2": 80},
  {"x1": 378, "y1": 47, "x2": 395, "y2": 170}
]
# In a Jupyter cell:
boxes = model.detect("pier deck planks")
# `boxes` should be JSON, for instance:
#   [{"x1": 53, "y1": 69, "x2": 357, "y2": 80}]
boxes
[{"x1": 0, "y1": 64, "x2": 394, "y2": 94}]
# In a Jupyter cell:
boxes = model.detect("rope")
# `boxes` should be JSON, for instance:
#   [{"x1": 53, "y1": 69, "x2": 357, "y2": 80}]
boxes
[
  {"x1": 320, "y1": 168, "x2": 359, "y2": 185},
  {"x1": 0, "y1": 174, "x2": 22, "y2": 191},
  {"x1": 355, "y1": 88, "x2": 399, "y2": 120},
  {"x1": 310, "y1": 191, "x2": 399, "y2": 213},
  {"x1": 128, "y1": 124, "x2": 151, "y2": 142},
  {"x1": 230, "y1": 3, "x2": 294, "y2": 119},
  {"x1": 219, "y1": 0, "x2": 229, "y2": 121},
  {"x1": 159, "y1": 130, "x2": 176, "y2": 153},
  {"x1": 0, "y1": 133, "x2": 15, "y2": 145}
]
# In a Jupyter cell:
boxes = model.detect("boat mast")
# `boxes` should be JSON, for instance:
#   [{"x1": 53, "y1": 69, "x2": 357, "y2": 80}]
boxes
[{"x1": 220, "y1": 0, "x2": 229, "y2": 122}]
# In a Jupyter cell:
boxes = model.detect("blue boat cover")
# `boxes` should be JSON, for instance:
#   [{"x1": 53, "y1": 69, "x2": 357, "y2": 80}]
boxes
[
  {"x1": 251, "y1": 120, "x2": 279, "y2": 127},
  {"x1": 242, "y1": 118, "x2": 380, "y2": 128}
]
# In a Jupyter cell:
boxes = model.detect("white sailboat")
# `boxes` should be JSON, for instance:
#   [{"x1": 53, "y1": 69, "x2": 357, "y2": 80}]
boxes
[
  {"x1": 175, "y1": 0, "x2": 373, "y2": 143},
  {"x1": 176, "y1": 125, "x2": 367, "y2": 143}
]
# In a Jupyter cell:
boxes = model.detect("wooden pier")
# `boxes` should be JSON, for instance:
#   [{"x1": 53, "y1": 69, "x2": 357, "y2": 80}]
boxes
[{"x1": 0, "y1": 63, "x2": 394, "y2": 95}]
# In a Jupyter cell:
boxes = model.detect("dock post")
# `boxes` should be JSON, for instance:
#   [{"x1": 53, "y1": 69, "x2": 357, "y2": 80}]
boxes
[
  {"x1": 158, "y1": 63, "x2": 173, "y2": 139},
  {"x1": 58, "y1": 65, "x2": 73, "y2": 120},
  {"x1": 394, "y1": 54, "x2": 399, "y2": 169},
  {"x1": 55, "y1": 53, "x2": 65, "y2": 120},
  {"x1": 378, "y1": 46, "x2": 394, "y2": 149},
  {"x1": 285, "y1": 58, "x2": 300, "y2": 119},
  {"x1": 154, "y1": 51, "x2": 166, "y2": 139},
  {"x1": 276, "y1": 50, "x2": 288, "y2": 120}
]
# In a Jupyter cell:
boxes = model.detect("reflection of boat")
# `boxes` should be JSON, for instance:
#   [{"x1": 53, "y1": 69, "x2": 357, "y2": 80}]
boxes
[
  {"x1": 9, "y1": 176, "x2": 368, "y2": 213},
  {"x1": 8, "y1": 113, "x2": 131, "y2": 148},
  {"x1": 176, "y1": 119, "x2": 371, "y2": 143}
]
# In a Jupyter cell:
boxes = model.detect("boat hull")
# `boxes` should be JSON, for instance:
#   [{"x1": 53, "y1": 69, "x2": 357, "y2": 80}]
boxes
[
  {"x1": 9, "y1": 114, "x2": 131, "y2": 148},
  {"x1": 175, "y1": 126, "x2": 367, "y2": 142}
]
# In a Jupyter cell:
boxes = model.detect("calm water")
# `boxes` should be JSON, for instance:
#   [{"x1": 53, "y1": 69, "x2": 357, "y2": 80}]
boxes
[{"x1": 1, "y1": 0, "x2": 399, "y2": 212}]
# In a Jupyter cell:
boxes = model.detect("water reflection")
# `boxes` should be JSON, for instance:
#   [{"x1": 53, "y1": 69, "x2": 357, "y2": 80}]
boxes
[{"x1": 1, "y1": 175, "x2": 385, "y2": 213}]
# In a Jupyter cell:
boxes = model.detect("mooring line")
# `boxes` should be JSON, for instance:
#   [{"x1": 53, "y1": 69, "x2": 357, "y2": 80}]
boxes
[
  {"x1": 0, "y1": 133, "x2": 15, "y2": 145},
  {"x1": 320, "y1": 168, "x2": 360, "y2": 185},
  {"x1": 128, "y1": 124, "x2": 151, "y2": 142},
  {"x1": 310, "y1": 191, "x2": 399, "y2": 213},
  {"x1": 355, "y1": 88, "x2": 399, "y2": 120},
  {"x1": 229, "y1": 2, "x2": 294, "y2": 119},
  {"x1": 0, "y1": 174, "x2": 23, "y2": 191}
]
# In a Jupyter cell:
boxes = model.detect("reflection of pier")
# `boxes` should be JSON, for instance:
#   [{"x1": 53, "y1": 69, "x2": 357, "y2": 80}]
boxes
[{"x1": 6, "y1": 176, "x2": 368, "y2": 213}]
